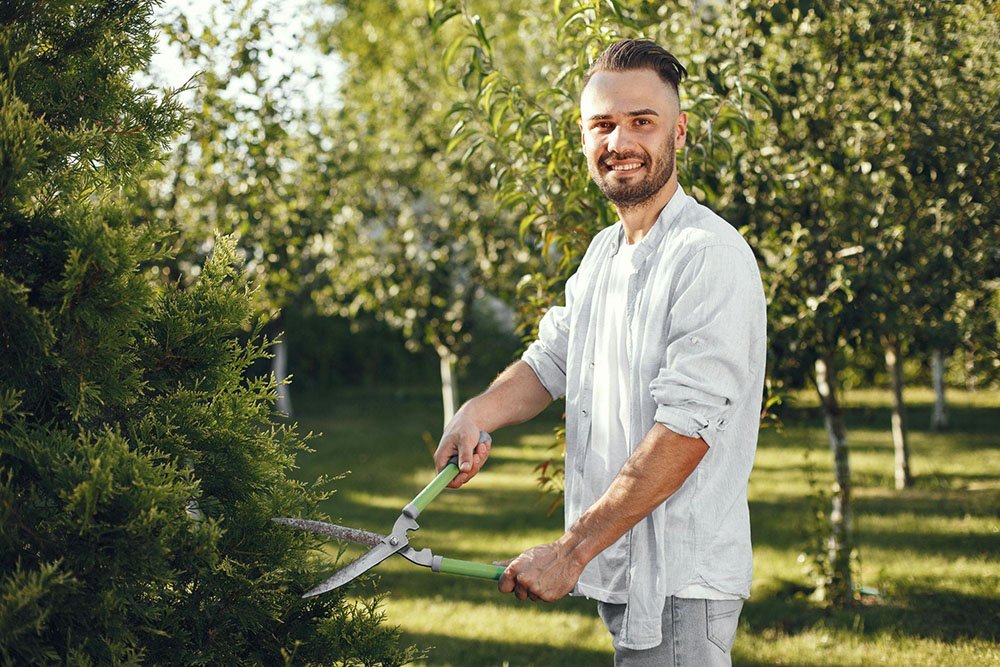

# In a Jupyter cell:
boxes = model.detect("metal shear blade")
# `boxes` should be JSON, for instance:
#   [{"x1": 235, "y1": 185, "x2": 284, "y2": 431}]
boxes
[
  {"x1": 303, "y1": 540, "x2": 398, "y2": 597},
  {"x1": 274, "y1": 434, "x2": 504, "y2": 596}
]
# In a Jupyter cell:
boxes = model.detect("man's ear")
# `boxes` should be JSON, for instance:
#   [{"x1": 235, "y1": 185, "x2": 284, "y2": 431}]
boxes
[{"x1": 675, "y1": 111, "x2": 688, "y2": 150}]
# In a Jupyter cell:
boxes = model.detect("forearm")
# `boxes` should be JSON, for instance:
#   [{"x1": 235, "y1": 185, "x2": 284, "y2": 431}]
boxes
[
  {"x1": 457, "y1": 360, "x2": 553, "y2": 432},
  {"x1": 557, "y1": 423, "x2": 708, "y2": 567}
]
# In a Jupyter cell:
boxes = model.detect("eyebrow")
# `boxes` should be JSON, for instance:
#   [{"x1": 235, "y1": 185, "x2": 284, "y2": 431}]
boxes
[{"x1": 586, "y1": 108, "x2": 660, "y2": 121}]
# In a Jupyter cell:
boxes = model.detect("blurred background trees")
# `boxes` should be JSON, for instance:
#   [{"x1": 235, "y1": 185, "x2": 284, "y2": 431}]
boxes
[
  {"x1": 306, "y1": 0, "x2": 536, "y2": 427},
  {"x1": 136, "y1": 0, "x2": 997, "y2": 426}
]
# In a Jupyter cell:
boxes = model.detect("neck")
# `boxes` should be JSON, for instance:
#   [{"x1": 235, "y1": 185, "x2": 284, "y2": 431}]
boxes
[{"x1": 615, "y1": 179, "x2": 679, "y2": 244}]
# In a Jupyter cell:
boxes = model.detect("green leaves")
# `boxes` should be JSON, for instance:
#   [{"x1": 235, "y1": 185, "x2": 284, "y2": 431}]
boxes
[{"x1": 1, "y1": 1, "x2": 419, "y2": 662}]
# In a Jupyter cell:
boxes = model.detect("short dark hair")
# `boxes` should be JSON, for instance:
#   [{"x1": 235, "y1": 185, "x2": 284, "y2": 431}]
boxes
[{"x1": 582, "y1": 39, "x2": 688, "y2": 97}]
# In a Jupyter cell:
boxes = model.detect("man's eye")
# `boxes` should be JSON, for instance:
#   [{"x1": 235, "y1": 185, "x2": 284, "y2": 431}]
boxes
[{"x1": 635, "y1": 118, "x2": 651, "y2": 126}]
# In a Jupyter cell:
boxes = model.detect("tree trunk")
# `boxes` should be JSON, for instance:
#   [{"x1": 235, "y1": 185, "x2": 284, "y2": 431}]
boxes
[
  {"x1": 814, "y1": 355, "x2": 854, "y2": 604},
  {"x1": 964, "y1": 348, "x2": 978, "y2": 392},
  {"x1": 883, "y1": 336, "x2": 912, "y2": 490},
  {"x1": 437, "y1": 347, "x2": 459, "y2": 429},
  {"x1": 273, "y1": 333, "x2": 293, "y2": 417},
  {"x1": 931, "y1": 348, "x2": 948, "y2": 431}
]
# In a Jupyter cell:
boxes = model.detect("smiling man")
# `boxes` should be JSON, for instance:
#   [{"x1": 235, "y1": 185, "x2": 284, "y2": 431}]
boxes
[{"x1": 434, "y1": 39, "x2": 766, "y2": 665}]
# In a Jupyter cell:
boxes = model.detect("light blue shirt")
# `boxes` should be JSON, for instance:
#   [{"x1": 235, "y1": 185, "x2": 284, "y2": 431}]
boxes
[{"x1": 521, "y1": 187, "x2": 767, "y2": 650}]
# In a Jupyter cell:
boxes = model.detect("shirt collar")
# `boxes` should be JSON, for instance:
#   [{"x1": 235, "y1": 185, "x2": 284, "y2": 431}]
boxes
[{"x1": 609, "y1": 185, "x2": 690, "y2": 268}]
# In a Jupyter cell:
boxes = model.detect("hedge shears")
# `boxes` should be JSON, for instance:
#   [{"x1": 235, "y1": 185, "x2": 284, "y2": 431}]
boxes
[{"x1": 274, "y1": 432, "x2": 505, "y2": 597}]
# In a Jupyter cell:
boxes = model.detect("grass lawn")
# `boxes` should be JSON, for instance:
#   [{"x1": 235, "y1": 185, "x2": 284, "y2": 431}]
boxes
[{"x1": 290, "y1": 385, "x2": 1000, "y2": 666}]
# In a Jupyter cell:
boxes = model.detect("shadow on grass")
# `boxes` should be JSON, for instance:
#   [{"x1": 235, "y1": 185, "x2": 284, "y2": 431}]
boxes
[
  {"x1": 777, "y1": 404, "x2": 1000, "y2": 442},
  {"x1": 345, "y1": 568, "x2": 605, "y2": 615},
  {"x1": 749, "y1": 498, "x2": 817, "y2": 550},
  {"x1": 402, "y1": 631, "x2": 611, "y2": 667},
  {"x1": 857, "y1": 486, "x2": 1000, "y2": 516},
  {"x1": 858, "y1": 528, "x2": 999, "y2": 559},
  {"x1": 749, "y1": 495, "x2": 999, "y2": 562},
  {"x1": 743, "y1": 583, "x2": 1000, "y2": 644}
]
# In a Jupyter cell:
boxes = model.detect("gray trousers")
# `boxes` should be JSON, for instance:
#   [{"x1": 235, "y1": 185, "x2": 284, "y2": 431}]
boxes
[{"x1": 598, "y1": 597, "x2": 743, "y2": 666}]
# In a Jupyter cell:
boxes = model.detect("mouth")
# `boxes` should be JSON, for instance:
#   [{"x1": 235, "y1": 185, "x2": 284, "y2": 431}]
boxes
[{"x1": 603, "y1": 158, "x2": 644, "y2": 174}]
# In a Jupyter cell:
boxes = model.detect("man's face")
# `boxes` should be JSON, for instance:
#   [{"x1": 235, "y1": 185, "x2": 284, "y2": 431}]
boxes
[{"x1": 579, "y1": 69, "x2": 687, "y2": 210}]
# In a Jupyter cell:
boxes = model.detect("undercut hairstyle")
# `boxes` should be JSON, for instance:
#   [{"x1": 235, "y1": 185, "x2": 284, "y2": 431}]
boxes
[{"x1": 582, "y1": 39, "x2": 688, "y2": 98}]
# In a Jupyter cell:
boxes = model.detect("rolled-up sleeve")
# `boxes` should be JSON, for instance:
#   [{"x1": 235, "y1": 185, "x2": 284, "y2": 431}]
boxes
[
  {"x1": 650, "y1": 245, "x2": 763, "y2": 448},
  {"x1": 521, "y1": 271, "x2": 579, "y2": 400}
]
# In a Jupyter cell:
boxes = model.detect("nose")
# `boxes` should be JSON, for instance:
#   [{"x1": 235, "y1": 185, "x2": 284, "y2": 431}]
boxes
[{"x1": 606, "y1": 125, "x2": 636, "y2": 155}]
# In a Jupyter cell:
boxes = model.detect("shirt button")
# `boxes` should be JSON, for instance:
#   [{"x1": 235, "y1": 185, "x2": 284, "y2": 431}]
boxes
[{"x1": 581, "y1": 409, "x2": 588, "y2": 416}]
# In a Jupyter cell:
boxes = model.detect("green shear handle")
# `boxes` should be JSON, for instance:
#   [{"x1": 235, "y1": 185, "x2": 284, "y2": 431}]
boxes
[
  {"x1": 434, "y1": 556, "x2": 505, "y2": 580},
  {"x1": 404, "y1": 432, "x2": 505, "y2": 581},
  {"x1": 407, "y1": 431, "x2": 490, "y2": 517}
]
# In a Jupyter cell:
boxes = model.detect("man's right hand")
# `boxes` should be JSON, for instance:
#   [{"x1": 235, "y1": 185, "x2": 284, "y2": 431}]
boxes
[{"x1": 434, "y1": 419, "x2": 492, "y2": 489}]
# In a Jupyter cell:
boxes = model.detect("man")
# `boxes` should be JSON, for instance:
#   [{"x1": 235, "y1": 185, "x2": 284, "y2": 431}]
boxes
[{"x1": 434, "y1": 39, "x2": 766, "y2": 665}]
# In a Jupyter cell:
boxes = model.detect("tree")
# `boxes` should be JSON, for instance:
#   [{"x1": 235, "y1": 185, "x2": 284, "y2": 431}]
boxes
[
  {"x1": 728, "y1": 0, "x2": 915, "y2": 603},
  {"x1": 131, "y1": 1, "x2": 345, "y2": 417},
  {"x1": 310, "y1": 0, "x2": 535, "y2": 427},
  {"x1": 858, "y1": 0, "x2": 998, "y2": 482},
  {"x1": 730, "y1": 0, "x2": 998, "y2": 592},
  {"x1": 0, "y1": 1, "x2": 415, "y2": 662},
  {"x1": 433, "y1": 0, "x2": 767, "y2": 502}
]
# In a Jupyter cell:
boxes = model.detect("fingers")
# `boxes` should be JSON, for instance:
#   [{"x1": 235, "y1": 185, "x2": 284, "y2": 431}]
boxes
[
  {"x1": 447, "y1": 431, "x2": 492, "y2": 488},
  {"x1": 497, "y1": 554, "x2": 523, "y2": 593},
  {"x1": 458, "y1": 431, "x2": 490, "y2": 474},
  {"x1": 498, "y1": 556, "x2": 539, "y2": 602},
  {"x1": 433, "y1": 431, "x2": 460, "y2": 473},
  {"x1": 498, "y1": 563, "x2": 517, "y2": 593},
  {"x1": 496, "y1": 544, "x2": 574, "y2": 604},
  {"x1": 513, "y1": 573, "x2": 541, "y2": 602}
]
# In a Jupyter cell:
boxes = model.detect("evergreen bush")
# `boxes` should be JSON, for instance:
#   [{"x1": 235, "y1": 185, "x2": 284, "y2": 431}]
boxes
[{"x1": 0, "y1": 2, "x2": 416, "y2": 664}]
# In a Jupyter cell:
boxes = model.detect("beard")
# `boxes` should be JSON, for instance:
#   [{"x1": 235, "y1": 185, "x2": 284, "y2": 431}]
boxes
[{"x1": 589, "y1": 134, "x2": 675, "y2": 211}]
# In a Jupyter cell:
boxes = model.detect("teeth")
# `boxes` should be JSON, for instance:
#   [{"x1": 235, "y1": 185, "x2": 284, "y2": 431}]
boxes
[{"x1": 610, "y1": 163, "x2": 641, "y2": 171}]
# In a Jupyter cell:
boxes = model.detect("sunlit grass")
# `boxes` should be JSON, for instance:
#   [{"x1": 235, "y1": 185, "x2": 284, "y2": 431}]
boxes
[{"x1": 292, "y1": 386, "x2": 1000, "y2": 666}]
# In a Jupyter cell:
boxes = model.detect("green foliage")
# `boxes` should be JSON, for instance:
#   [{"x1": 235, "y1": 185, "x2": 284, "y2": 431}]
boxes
[
  {"x1": 736, "y1": 0, "x2": 1000, "y2": 391},
  {"x1": 310, "y1": 0, "x2": 534, "y2": 369},
  {"x1": 131, "y1": 1, "x2": 335, "y2": 316},
  {"x1": 0, "y1": 0, "x2": 187, "y2": 209},
  {"x1": 0, "y1": 1, "x2": 417, "y2": 663},
  {"x1": 433, "y1": 0, "x2": 768, "y2": 340}
]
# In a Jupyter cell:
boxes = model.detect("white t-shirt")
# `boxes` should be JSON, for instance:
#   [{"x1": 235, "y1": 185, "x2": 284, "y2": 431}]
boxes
[
  {"x1": 578, "y1": 238, "x2": 637, "y2": 601},
  {"x1": 580, "y1": 232, "x2": 739, "y2": 603}
]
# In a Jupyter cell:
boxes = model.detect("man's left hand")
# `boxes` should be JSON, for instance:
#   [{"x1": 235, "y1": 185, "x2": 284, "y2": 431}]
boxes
[{"x1": 498, "y1": 541, "x2": 585, "y2": 602}]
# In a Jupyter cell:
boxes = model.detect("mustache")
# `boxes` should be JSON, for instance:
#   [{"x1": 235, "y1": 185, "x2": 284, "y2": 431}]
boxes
[{"x1": 601, "y1": 150, "x2": 647, "y2": 165}]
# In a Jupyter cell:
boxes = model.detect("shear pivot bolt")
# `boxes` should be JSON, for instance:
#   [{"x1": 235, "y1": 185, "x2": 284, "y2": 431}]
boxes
[{"x1": 389, "y1": 537, "x2": 399, "y2": 546}]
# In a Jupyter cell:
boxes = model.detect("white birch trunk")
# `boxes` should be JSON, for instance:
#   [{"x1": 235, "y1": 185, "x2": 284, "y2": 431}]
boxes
[
  {"x1": 883, "y1": 337, "x2": 912, "y2": 490},
  {"x1": 273, "y1": 337, "x2": 293, "y2": 417},
  {"x1": 931, "y1": 349, "x2": 948, "y2": 431},
  {"x1": 814, "y1": 356, "x2": 853, "y2": 603},
  {"x1": 965, "y1": 348, "x2": 978, "y2": 392},
  {"x1": 438, "y1": 348, "x2": 459, "y2": 428}
]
